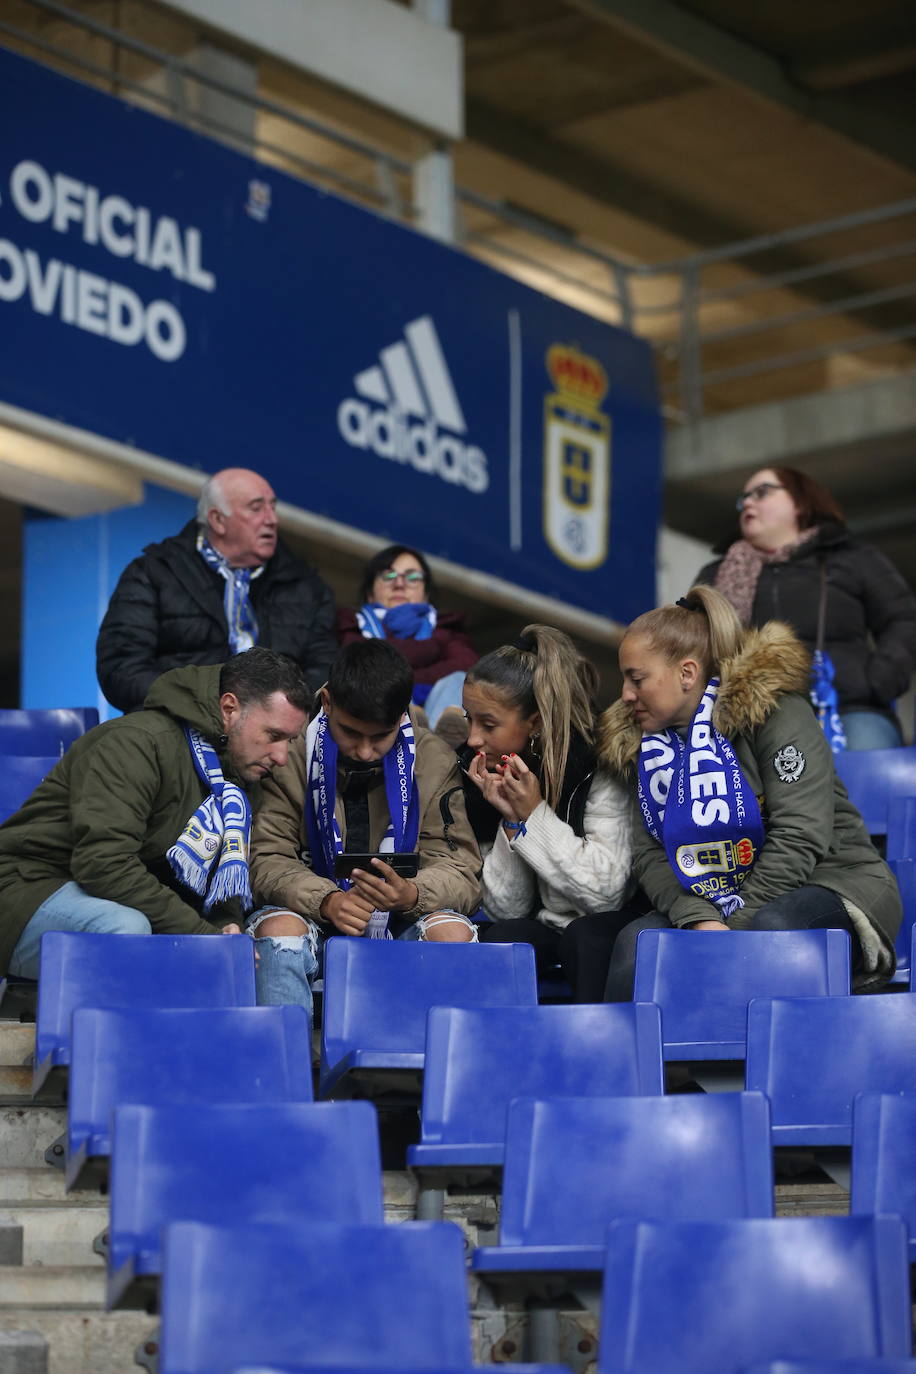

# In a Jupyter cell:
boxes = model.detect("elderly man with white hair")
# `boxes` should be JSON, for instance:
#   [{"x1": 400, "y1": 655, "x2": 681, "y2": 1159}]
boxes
[{"x1": 97, "y1": 468, "x2": 336, "y2": 713}]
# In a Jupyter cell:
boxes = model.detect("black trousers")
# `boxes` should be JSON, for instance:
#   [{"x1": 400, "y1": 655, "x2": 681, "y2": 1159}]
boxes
[{"x1": 478, "y1": 911, "x2": 638, "y2": 1002}]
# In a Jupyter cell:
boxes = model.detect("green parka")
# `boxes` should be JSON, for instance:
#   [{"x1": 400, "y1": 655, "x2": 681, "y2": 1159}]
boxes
[
  {"x1": 599, "y1": 621, "x2": 901, "y2": 990},
  {"x1": 0, "y1": 665, "x2": 241, "y2": 973}
]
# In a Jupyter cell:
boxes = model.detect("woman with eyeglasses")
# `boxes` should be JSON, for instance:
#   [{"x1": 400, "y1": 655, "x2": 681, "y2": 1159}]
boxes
[
  {"x1": 697, "y1": 466, "x2": 916, "y2": 750},
  {"x1": 337, "y1": 544, "x2": 478, "y2": 734}
]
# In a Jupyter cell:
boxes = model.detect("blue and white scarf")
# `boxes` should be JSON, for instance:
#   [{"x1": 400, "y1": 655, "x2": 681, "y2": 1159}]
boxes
[
  {"x1": 356, "y1": 602, "x2": 437, "y2": 642},
  {"x1": 167, "y1": 728, "x2": 253, "y2": 913},
  {"x1": 197, "y1": 533, "x2": 264, "y2": 653},
  {"x1": 636, "y1": 679, "x2": 766, "y2": 920},
  {"x1": 304, "y1": 710, "x2": 420, "y2": 938},
  {"x1": 810, "y1": 650, "x2": 847, "y2": 754}
]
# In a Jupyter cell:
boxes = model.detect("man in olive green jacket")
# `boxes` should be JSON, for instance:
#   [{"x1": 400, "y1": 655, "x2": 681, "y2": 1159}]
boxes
[{"x1": 0, "y1": 648, "x2": 308, "y2": 978}]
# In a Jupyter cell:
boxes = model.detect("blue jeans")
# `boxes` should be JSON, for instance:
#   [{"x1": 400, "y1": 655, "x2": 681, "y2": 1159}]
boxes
[
  {"x1": 9, "y1": 881, "x2": 152, "y2": 979},
  {"x1": 840, "y1": 711, "x2": 903, "y2": 751}
]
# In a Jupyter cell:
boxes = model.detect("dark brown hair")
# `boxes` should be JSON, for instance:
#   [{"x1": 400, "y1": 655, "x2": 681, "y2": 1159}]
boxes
[
  {"x1": 358, "y1": 545, "x2": 435, "y2": 605},
  {"x1": 769, "y1": 466, "x2": 845, "y2": 531}
]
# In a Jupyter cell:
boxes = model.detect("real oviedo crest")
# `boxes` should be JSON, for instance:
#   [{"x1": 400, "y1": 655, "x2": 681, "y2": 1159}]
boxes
[{"x1": 542, "y1": 344, "x2": 611, "y2": 570}]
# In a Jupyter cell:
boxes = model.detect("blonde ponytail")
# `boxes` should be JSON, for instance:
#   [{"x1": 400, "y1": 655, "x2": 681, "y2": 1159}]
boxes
[{"x1": 626, "y1": 584, "x2": 744, "y2": 677}]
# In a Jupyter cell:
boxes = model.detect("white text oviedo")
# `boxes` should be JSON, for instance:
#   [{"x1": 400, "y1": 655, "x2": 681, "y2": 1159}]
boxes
[{"x1": 0, "y1": 159, "x2": 217, "y2": 363}]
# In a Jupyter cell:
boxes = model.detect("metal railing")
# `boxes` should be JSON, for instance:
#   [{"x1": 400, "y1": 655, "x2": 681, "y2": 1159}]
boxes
[{"x1": 5, "y1": 0, "x2": 916, "y2": 429}]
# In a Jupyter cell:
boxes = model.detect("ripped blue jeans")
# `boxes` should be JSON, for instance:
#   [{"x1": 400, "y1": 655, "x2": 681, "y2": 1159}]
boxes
[{"x1": 245, "y1": 908, "x2": 477, "y2": 1026}]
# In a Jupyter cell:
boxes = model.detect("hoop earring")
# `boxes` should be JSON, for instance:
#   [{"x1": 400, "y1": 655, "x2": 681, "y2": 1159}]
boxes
[{"x1": 528, "y1": 732, "x2": 542, "y2": 759}]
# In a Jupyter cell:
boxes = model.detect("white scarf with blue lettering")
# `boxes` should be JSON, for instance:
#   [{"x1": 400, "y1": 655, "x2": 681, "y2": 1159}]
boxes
[{"x1": 167, "y1": 728, "x2": 253, "y2": 913}]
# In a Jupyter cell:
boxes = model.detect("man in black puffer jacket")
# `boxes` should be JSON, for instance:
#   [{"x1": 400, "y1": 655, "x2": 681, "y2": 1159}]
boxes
[{"x1": 96, "y1": 468, "x2": 337, "y2": 713}]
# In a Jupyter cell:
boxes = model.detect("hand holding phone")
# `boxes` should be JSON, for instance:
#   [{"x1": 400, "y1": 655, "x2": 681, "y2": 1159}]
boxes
[{"x1": 333, "y1": 852, "x2": 420, "y2": 881}]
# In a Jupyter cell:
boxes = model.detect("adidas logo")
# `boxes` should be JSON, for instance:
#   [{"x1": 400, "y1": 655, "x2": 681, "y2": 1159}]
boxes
[{"x1": 336, "y1": 315, "x2": 489, "y2": 494}]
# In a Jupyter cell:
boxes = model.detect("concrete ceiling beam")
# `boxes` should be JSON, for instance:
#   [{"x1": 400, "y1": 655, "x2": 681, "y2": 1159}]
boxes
[{"x1": 564, "y1": 0, "x2": 916, "y2": 175}]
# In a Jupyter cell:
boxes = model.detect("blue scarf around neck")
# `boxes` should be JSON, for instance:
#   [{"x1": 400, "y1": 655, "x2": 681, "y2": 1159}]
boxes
[
  {"x1": 197, "y1": 533, "x2": 263, "y2": 653},
  {"x1": 304, "y1": 710, "x2": 420, "y2": 938},
  {"x1": 357, "y1": 602, "x2": 436, "y2": 641},
  {"x1": 636, "y1": 678, "x2": 765, "y2": 920}
]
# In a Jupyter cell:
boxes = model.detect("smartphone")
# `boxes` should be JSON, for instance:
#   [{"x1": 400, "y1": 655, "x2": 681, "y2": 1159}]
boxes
[{"x1": 333, "y1": 852, "x2": 420, "y2": 881}]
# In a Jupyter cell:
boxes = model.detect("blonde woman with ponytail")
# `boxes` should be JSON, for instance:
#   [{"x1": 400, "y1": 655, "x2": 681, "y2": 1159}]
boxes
[
  {"x1": 462, "y1": 625, "x2": 634, "y2": 1001},
  {"x1": 599, "y1": 586, "x2": 901, "y2": 1000}
]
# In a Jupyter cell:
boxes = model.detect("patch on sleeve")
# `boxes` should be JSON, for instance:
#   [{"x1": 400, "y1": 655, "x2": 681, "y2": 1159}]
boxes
[{"x1": 773, "y1": 744, "x2": 806, "y2": 783}]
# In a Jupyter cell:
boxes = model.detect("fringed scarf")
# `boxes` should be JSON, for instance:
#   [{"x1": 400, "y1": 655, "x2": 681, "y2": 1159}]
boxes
[{"x1": 167, "y1": 728, "x2": 253, "y2": 913}]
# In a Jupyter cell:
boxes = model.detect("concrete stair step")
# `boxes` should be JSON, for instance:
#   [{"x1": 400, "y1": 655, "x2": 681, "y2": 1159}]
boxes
[
  {"x1": 0, "y1": 1170, "x2": 71, "y2": 1205},
  {"x1": 0, "y1": 1067, "x2": 38, "y2": 1105},
  {"x1": 0, "y1": 1206, "x2": 107, "y2": 1268},
  {"x1": 0, "y1": 1110, "x2": 66, "y2": 1168},
  {"x1": 0, "y1": 1266, "x2": 105, "y2": 1308},
  {"x1": 0, "y1": 1024, "x2": 35, "y2": 1066},
  {"x1": 0, "y1": 1310, "x2": 157, "y2": 1374}
]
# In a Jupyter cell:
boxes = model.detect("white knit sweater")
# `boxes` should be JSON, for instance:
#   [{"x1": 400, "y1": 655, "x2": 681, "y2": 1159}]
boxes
[{"x1": 481, "y1": 767, "x2": 633, "y2": 932}]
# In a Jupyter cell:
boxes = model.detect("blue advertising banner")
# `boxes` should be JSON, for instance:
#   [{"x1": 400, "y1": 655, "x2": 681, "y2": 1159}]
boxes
[{"x1": 0, "y1": 46, "x2": 662, "y2": 621}]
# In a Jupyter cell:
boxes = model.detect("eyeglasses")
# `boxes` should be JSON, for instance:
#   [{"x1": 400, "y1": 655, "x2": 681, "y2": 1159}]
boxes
[
  {"x1": 736, "y1": 482, "x2": 786, "y2": 511},
  {"x1": 379, "y1": 569, "x2": 425, "y2": 585}
]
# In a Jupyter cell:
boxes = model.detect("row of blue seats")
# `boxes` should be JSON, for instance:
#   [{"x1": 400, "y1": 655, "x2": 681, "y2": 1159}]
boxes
[
  {"x1": 102, "y1": 1085, "x2": 916, "y2": 1314},
  {"x1": 151, "y1": 1213, "x2": 916, "y2": 1373},
  {"x1": 28, "y1": 926, "x2": 916, "y2": 1106},
  {"x1": 30, "y1": 933, "x2": 916, "y2": 1190}
]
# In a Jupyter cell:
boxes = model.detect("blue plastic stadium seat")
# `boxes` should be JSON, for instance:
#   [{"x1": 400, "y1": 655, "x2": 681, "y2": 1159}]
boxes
[
  {"x1": 887, "y1": 796, "x2": 916, "y2": 862},
  {"x1": 834, "y1": 747, "x2": 916, "y2": 839},
  {"x1": 66, "y1": 1005, "x2": 312, "y2": 1190},
  {"x1": 34, "y1": 932, "x2": 257, "y2": 1096},
  {"x1": 745, "y1": 994, "x2": 916, "y2": 1146},
  {"x1": 633, "y1": 928, "x2": 850, "y2": 1059},
  {"x1": 157, "y1": 1220, "x2": 473, "y2": 1374},
  {"x1": 473, "y1": 1091, "x2": 773, "y2": 1280},
  {"x1": 230, "y1": 1367, "x2": 571, "y2": 1373},
  {"x1": 0, "y1": 707, "x2": 98, "y2": 756},
  {"x1": 408, "y1": 1003, "x2": 663, "y2": 1186},
  {"x1": 851, "y1": 1091, "x2": 916, "y2": 1263},
  {"x1": 318, "y1": 937, "x2": 538, "y2": 1098},
  {"x1": 598, "y1": 1216, "x2": 912, "y2": 1374},
  {"x1": 107, "y1": 1100, "x2": 383, "y2": 1310},
  {"x1": 882, "y1": 858, "x2": 916, "y2": 986},
  {"x1": 0, "y1": 755, "x2": 61, "y2": 824},
  {"x1": 741, "y1": 1363, "x2": 916, "y2": 1373}
]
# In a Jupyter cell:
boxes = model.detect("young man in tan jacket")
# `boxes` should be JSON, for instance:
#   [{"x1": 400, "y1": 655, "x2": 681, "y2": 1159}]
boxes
[{"x1": 248, "y1": 639, "x2": 481, "y2": 1017}]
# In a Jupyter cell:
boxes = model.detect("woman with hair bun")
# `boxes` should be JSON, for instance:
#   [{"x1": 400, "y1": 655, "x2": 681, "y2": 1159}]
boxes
[
  {"x1": 462, "y1": 624, "x2": 634, "y2": 1002},
  {"x1": 599, "y1": 585, "x2": 901, "y2": 1001},
  {"x1": 698, "y1": 465, "x2": 916, "y2": 750}
]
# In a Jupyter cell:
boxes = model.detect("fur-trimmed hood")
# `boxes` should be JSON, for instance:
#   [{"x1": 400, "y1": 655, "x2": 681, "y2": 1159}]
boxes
[{"x1": 599, "y1": 621, "x2": 811, "y2": 775}]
